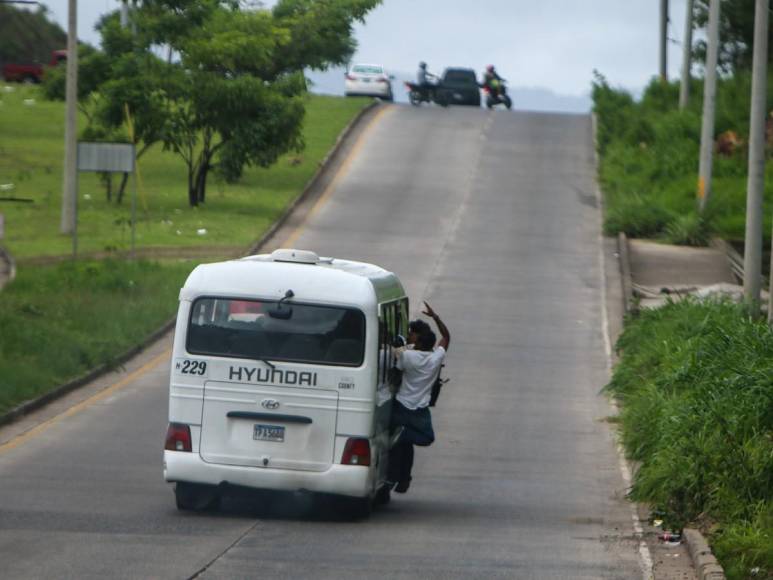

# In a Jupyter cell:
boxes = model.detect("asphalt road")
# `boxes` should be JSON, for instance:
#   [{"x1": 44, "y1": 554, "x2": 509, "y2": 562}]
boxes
[{"x1": 0, "y1": 104, "x2": 645, "y2": 579}]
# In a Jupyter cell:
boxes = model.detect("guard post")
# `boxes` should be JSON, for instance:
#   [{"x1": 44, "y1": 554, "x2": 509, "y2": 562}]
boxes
[{"x1": 76, "y1": 142, "x2": 136, "y2": 259}]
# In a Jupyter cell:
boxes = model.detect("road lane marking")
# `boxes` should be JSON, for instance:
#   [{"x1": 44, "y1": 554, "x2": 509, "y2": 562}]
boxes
[
  {"x1": 0, "y1": 105, "x2": 394, "y2": 455},
  {"x1": 594, "y1": 145, "x2": 654, "y2": 578},
  {"x1": 281, "y1": 105, "x2": 393, "y2": 248},
  {"x1": 0, "y1": 350, "x2": 172, "y2": 455}
]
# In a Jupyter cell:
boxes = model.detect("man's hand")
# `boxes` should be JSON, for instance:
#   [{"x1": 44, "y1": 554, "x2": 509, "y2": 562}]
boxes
[{"x1": 422, "y1": 301, "x2": 450, "y2": 350}]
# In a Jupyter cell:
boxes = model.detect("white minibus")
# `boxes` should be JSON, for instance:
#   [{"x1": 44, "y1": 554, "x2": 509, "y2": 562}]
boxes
[{"x1": 163, "y1": 249, "x2": 408, "y2": 517}]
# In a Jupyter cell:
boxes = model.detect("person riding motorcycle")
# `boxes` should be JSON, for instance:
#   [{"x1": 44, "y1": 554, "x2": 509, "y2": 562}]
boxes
[
  {"x1": 481, "y1": 64, "x2": 503, "y2": 94},
  {"x1": 417, "y1": 61, "x2": 438, "y2": 99}
]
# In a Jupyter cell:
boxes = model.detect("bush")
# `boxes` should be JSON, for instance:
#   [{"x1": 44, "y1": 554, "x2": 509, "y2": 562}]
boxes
[
  {"x1": 593, "y1": 73, "x2": 773, "y2": 243},
  {"x1": 606, "y1": 300, "x2": 773, "y2": 579}
]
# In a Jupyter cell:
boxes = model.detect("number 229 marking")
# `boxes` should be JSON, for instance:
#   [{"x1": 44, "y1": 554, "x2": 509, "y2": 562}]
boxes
[{"x1": 177, "y1": 359, "x2": 207, "y2": 376}]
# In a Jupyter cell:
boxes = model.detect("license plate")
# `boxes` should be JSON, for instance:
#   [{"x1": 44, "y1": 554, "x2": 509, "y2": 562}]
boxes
[
  {"x1": 253, "y1": 424, "x2": 285, "y2": 442},
  {"x1": 362, "y1": 78, "x2": 371, "y2": 83}
]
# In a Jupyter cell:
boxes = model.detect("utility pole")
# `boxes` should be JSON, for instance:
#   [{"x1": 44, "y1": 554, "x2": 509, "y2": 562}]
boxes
[
  {"x1": 120, "y1": 0, "x2": 129, "y2": 28},
  {"x1": 660, "y1": 0, "x2": 669, "y2": 82},
  {"x1": 59, "y1": 0, "x2": 77, "y2": 234},
  {"x1": 744, "y1": 0, "x2": 769, "y2": 315},
  {"x1": 679, "y1": 0, "x2": 694, "y2": 109},
  {"x1": 698, "y1": 0, "x2": 720, "y2": 212}
]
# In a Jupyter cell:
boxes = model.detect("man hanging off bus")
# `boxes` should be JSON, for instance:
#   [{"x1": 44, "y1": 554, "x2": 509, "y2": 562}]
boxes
[{"x1": 387, "y1": 301, "x2": 450, "y2": 494}]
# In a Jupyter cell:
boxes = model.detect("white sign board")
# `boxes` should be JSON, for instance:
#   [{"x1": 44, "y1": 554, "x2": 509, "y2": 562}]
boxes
[{"x1": 77, "y1": 142, "x2": 135, "y2": 173}]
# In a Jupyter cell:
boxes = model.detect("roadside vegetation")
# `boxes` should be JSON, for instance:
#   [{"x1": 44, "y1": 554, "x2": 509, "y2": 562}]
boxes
[
  {"x1": 0, "y1": 86, "x2": 370, "y2": 259},
  {"x1": 606, "y1": 300, "x2": 772, "y2": 579},
  {"x1": 595, "y1": 2, "x2": 772, "y2": 578},
  {"x1": 593, "y1": 72, "x2": 773, "y2": 246},
  {"x1": 0, "y1": 259, "x2": 193, "y2": 415},
  {"x1": 0, "y1": 0, "x2": 381, "y2": 413}
]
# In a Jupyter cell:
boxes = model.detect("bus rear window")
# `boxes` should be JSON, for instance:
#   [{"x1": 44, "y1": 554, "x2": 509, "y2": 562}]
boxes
[{"x1": 187, "y1": 298, "x2": 365, "y2": 366}]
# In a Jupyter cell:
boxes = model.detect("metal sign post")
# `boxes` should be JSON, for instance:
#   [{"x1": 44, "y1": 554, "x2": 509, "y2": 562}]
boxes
[{"x1": 75, "y1": 142, "x2": 136, "y2": 259}]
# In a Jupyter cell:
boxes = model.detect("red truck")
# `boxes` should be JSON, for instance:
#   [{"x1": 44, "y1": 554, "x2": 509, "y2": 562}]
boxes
[{"x1": 2, "y1": 49, "x2": 66, "y2": 83}]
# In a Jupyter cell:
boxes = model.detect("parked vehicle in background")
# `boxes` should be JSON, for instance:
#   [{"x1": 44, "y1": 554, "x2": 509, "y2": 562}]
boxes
[
  {"x1": 2, "y1": 49, "x2": 66, "y2": 83},
  {"x1": 438, "y1": 68, "x2": 480, "y2": 107},
  {"x1": 344, "y1": 63, "x2": 394, "y2": 101}
]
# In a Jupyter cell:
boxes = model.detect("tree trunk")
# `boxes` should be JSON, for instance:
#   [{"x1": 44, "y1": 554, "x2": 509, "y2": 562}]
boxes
[
  {"x1": 196, "y1": 162, "x2": 209, "y2": 204},
  {"x1": 187, "y1": 161, "x2": 198, "y2": 207},
  {"x1": 116, "y1": 172, "x2": 129, "y2": 204}
]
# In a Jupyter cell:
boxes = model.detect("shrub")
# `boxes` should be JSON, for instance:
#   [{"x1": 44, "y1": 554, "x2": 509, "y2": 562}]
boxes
[{"x1": 606, "y1": 300, "x2": 773, "y2": 579}]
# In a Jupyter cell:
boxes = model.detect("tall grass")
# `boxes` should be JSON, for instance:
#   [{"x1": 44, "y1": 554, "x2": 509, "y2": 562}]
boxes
[
  {"x1": 606, "y1": 300, "x2": 773, "y2": 579},
  {"x1": 593, "y1": 72, "x2": 773, "y2": 244},
  {"x1": 0, "y1": 259, "x2": 194, "y2": 414}
]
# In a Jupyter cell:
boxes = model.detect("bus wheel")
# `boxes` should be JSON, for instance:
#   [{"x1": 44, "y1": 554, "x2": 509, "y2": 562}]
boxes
[
  {"x1": 374, "y1": 484, "x2": 391, "y2": 506},
  {"x1": 175, "y1": 482, "x2": 220, "y2": 511},
  {"x1": 346, "y1": 497, "x2": 373, "y2": 520}
]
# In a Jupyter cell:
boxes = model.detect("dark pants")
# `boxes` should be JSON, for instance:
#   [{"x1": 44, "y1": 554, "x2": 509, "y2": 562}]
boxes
[{"x1": 388, "y1": 401, "x2": 434, "y2": 484}]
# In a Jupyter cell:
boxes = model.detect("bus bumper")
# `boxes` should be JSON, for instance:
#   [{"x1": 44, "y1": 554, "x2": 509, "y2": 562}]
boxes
[{"x1": 163, "y1": 451, "x2": 373, "y2": 498}]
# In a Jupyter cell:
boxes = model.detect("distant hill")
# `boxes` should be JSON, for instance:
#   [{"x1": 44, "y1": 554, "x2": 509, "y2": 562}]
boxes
[{"x1": 0, "y1": 5, "x2": 67, "y2": 67}]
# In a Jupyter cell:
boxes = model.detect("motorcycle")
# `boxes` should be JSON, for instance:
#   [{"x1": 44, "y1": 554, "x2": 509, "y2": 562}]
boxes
[
  {"x1": 405, "y1": 78, "x2": 448, "y2": 107},
  {"x1": 483, "y1": 78, "x2": 512, "y2": 110}
]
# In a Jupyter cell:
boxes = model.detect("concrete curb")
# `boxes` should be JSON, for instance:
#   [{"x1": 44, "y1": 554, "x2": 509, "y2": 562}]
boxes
[
  {"x1": 617, "y1": 232, "x2": 634, "y2": 314},
  {"x1": 683, "y1": 529, "x2": 726, "y2": 580},
  {"x1": 0, "y1": 99, "x2": 382, "y2": 428}
]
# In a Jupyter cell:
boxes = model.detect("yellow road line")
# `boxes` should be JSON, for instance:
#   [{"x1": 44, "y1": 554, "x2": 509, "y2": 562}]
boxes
[
  {"x1": 0, "y1": 104, "x2": 393, "y2": 455},
  {"x1": 0, "y1": 350, "x2": 171, "y2": 455},
  {"x1": 281, "y1": 105, "x2": 392, "y2": 248}
]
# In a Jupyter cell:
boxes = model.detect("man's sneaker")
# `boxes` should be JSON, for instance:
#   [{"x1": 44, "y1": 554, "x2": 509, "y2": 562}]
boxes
[
  {"x1": 389, "y1": 426, "x2": 405, "y2": 449},
  {"x1": 394, "y1": 477, "x2": 411, "y2": 494}
]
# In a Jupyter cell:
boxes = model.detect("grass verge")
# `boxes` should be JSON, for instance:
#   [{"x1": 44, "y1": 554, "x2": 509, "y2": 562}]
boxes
[
  {"x1": 593, "y1": 72, "x2": 773, "y2": 246},
  {"x1": 0, "y1": 85, "x2": 372, "y2": 259},
  {"x1": 605, "y1": 300, "x2": 772, "y2": 579},
  {"x1": 0, "y1": 259, "x2": 196, "y2": 414},
  {"x1": 0, "y1": 86, "x2": 371, "y2": 411}
]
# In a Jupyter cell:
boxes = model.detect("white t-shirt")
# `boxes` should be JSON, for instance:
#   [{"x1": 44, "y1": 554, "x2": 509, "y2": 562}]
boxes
[{"x1": 395, "y1": 346, "x2": 446, "y2": 410}]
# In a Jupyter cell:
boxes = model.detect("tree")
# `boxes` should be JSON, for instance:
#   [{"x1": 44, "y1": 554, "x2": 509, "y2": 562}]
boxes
[
  {"x1": 695, "y1": 0, "x2": 773, "y2": 71},
  {"x1": 42, "y1": 0, "x2": 382, "y2": 207},
  {"x1": 140, "y1": 0, "x2": 381, "y2": 206}
]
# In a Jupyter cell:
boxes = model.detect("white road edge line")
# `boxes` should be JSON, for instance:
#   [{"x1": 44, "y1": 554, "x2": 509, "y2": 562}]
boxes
[{"x1": 592, "y1": 113, "x2": 654, "y2": 580}]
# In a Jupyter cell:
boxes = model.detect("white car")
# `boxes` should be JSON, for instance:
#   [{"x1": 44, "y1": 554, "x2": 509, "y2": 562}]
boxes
[{"x1": 344, "y1": 63, "x2": 393, "y2": 101}]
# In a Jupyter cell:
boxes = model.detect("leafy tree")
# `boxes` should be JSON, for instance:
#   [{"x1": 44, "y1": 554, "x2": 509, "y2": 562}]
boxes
[
  {"x1": 694, "y1": 0, "x2": 773, "y2": 72},
  {"x1": 137, "y1": 0, "x2": 380, "y2": 206}
]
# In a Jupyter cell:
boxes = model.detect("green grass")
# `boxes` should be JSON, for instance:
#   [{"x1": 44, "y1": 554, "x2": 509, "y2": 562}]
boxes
[
  {"x1": 0, "y1": 259, "x2": 194, "y2": 414},
  {"x1": 593, "y1": 73, "x2": 773, "y2": 245},
  {"x1": 0, "y1": 85, "x2": 370, "y2": 412},
  {"x1": 605, "y1": 300, "x2": 773, "y2": 579},
  {"x1": 0, "y1": 85, "x2": 371, "y2": 258}
]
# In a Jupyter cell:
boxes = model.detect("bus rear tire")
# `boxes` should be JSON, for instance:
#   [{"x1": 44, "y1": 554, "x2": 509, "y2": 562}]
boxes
[
  {"x1": 175, "y1": 482, "x2": 220, "y2": 512},
  {"x1": 346, "y1": 496, "x2": 373, "y2": 520},
  {"x1": 374, "y1": 484, "x2": 391, "y2": 506}
]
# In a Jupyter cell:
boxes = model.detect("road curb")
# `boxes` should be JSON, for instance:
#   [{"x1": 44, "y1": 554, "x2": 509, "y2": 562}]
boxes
[
  {"x1": 684, "y1": 529, "x2": 726, "y2": 580},
  {"x1": 617, "y1": 232, "x2": 634, "y2": 313},
  {"x1": 0, "y1": 99, "x2": 382, "y2": 429}
]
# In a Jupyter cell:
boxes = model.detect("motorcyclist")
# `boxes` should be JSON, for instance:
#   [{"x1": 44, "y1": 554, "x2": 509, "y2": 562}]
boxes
[
  {"x1": 417, "y1": 61, "x2": 438, "y2": 98},
  {"x1": 482, "y1": 64, "x2": 503, "y2": 91}
]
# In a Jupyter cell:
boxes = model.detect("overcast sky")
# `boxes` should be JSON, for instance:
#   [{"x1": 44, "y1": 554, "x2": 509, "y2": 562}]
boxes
[{"x1": 40, "y1": 0, "x2": 695, "y2": 109}]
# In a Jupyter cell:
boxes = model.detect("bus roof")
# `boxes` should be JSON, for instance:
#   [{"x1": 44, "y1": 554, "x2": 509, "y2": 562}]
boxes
[{"x1": 179, "y1": 249, "x2": 405, "y2": 308}]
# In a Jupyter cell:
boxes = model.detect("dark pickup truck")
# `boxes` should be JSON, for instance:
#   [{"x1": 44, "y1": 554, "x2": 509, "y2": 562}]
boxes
[{"x1": 2, "y1": 49, "x2": 66, "y2": 83}]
